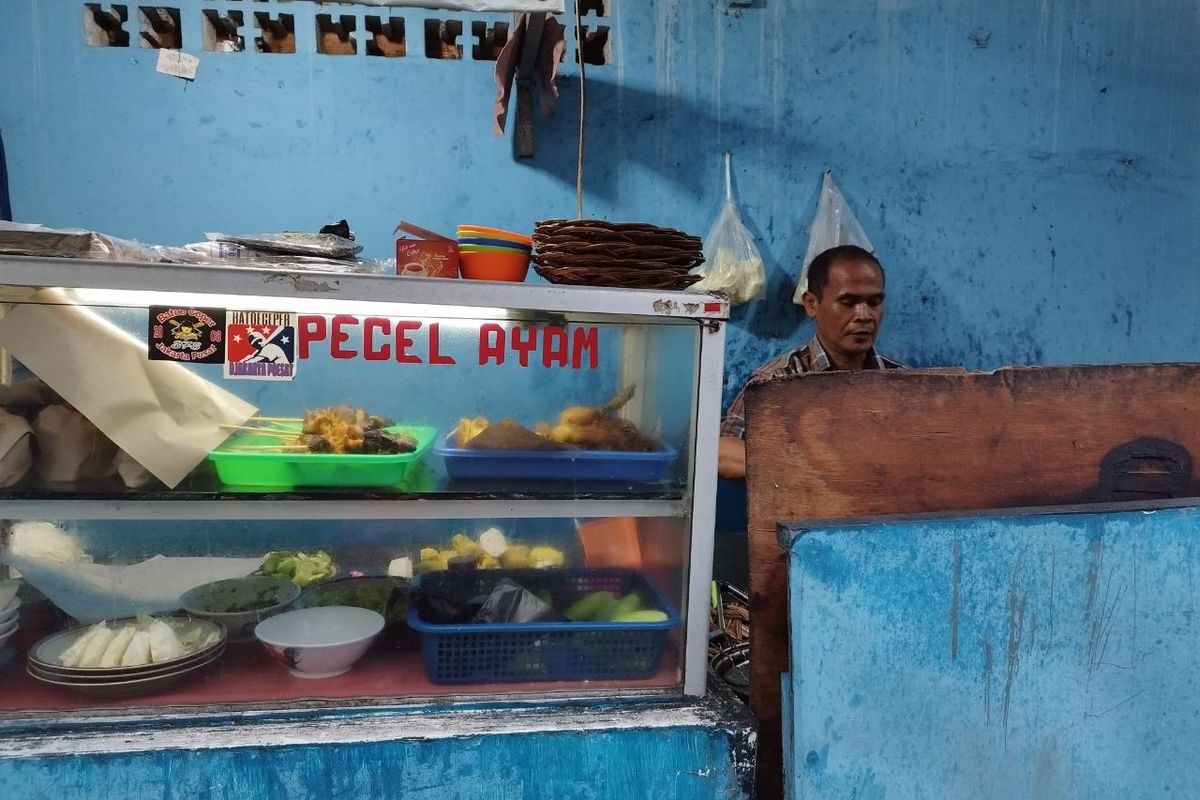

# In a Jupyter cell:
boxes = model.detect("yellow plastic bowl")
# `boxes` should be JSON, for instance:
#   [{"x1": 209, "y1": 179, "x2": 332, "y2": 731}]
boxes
[
  {"x1": 459, "y1": 250, "x2": 531, "y2": 282},
  {"x1": 456, "y1": 225, "x2": 533, "y2": 246}
]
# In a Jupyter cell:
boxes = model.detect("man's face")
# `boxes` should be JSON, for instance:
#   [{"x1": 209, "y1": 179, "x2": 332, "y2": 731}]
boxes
[{"x1": 801, "y1": 258, "x2": 885, "y2": 365}]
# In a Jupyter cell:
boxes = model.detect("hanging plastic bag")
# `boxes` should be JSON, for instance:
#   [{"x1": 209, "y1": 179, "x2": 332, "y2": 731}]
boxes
[
  {"x1": 793, "y1": 171, "x2": 874, "y2": 303},
  {"x1": 691, "y1": 152, "x2": 765, "y2": 305}
]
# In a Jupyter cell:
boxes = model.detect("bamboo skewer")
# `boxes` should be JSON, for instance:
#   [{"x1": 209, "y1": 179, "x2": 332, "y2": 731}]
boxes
[
  {"x1": 223, "y1": 445, "x2": 310, "y2": 452},
  {"x1": 252, "y1": 416, "x2": 304, "y2": 423},
  {"x1": 220, "y1": 425, "x2": 298, "y2": 437}
]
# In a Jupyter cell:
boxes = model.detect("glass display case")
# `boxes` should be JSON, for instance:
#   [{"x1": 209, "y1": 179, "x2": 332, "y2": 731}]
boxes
[{"x1": 0, "y1": 255, "x2": 727, "y2": 722}]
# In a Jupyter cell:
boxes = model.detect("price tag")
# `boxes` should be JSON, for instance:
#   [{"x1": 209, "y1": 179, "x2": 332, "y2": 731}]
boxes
[{"x1": 156, "y1": 49, "x2": 199, "y2": 81}]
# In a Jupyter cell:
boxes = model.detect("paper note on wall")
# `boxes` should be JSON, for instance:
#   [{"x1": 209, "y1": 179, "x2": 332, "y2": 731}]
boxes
[
  {"x1": 0, "y1": 289, "x2": 257, "y2": 487},
  {"x1": 156, "y1": 49, "x2": 199, "y2": 81}
]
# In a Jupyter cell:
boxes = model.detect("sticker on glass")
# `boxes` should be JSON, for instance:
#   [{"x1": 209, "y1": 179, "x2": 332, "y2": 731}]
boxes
[
  {"x1": 225, "y1": 311, "x2": 298, "y2": 381},
  {"x1": 148, "y1": 306, "x2": 226, "y2": 363}
]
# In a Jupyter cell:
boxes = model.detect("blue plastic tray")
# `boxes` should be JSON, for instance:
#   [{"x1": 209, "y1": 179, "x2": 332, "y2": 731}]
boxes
[
  {"x1": 409, "y1": 568, "x2": 679, "y2": 684},
  {"x1": 436, "y1": 441, "x2": 678, "y2": 483}
]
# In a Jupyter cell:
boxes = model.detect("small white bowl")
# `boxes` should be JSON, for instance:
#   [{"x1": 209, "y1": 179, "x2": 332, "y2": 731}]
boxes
[
  {"x1": 0, "y1": 616, "x2": 17, "y2": 639},
  {"x1": 254, "y1": 606, "x2": 383, "y2": 679}
]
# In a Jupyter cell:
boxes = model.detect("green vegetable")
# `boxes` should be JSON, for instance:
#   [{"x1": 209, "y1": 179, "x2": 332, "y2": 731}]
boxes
[
  {"x1": 301, "y1": 579, "x2": 409, "y2": 624},
  {"x1": 255, "y1": 549, "x2": 335, "y2": 587},
  {"x1": 565, "y1": 590, "x2": 616, "y2": 622},
  {"x1": 610, "y1": 592, "x2": 642, "y2": 620}
]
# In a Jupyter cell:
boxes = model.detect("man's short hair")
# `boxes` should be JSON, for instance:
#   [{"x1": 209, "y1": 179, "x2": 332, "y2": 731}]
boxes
[{"x1": 806, "y1": 245, "x2": 884, "y2": 299}]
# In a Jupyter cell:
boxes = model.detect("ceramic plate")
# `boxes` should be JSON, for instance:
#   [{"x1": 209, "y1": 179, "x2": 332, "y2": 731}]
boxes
[{"x1": 28, "y1": 616, "x2": 225, "y2": 676}]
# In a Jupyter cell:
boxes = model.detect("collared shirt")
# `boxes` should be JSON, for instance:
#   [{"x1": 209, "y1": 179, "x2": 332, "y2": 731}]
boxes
[{"x1": 719, "y1": 335, "x2": 906, "y2": 439}]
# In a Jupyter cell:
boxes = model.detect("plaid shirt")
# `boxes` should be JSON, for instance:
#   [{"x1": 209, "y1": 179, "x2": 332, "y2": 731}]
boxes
[{"x1": 719, "y1": 335, "x2": 906, "y2": 439}]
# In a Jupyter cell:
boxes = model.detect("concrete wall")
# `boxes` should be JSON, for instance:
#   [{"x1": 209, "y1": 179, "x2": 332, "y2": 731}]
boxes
[{"x1": 3, "y1": 0, "x2": 1197, "y2": 407}]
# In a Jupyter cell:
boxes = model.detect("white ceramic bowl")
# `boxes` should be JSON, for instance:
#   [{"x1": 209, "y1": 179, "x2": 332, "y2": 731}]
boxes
[
  {"x1": 0, "y1": 616, "x2": 17, "y2": 639},
  {"x1": 254, "y1": 606, "x2": 383, "y2": 679}
]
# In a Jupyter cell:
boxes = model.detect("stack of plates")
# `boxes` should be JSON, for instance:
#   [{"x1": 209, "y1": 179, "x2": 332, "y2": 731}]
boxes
[
  {"x1": 532, "y1": 219, "x2": 704, "y2": 289},
  {"x1": 26, "y1": 617, "x2": 226, "y2": 698},
  {"x1": 0, "y1": 596, "x2": 20, "y2": 651}
]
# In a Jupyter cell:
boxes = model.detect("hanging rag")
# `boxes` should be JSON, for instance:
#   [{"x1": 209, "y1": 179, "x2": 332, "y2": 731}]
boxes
[
  {"x1": 0, "y1": 128, "x2": 11, "y2": 221},
  {"x1": 493, "y1": 13, "x2": 567, "y2": 136}
]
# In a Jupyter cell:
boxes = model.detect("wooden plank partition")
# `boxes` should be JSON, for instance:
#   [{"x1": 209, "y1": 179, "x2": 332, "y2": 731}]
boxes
[{"x1": 743, "y1": 363, "x2": 1200, "y2": 798}]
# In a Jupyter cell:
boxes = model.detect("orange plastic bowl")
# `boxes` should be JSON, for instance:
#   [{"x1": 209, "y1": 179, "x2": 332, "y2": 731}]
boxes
[{"x1": 458, "y1": 249, "x2": 531, "y2": 282}]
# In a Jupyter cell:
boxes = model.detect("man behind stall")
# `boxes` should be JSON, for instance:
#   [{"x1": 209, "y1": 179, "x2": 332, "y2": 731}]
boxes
[{"x1": 718, "y1": 245, "x2": 905, "y2": 480}]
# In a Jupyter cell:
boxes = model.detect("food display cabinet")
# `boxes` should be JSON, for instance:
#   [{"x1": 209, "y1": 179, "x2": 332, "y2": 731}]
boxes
[{"x1": 0, "y1": 255, "x2": 727, "y2": 723}]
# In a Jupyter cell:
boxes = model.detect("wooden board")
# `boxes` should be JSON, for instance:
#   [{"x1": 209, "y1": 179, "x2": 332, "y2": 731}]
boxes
[{"x1": 743, "y1": 363, "x2": 1200, "y2": 799}]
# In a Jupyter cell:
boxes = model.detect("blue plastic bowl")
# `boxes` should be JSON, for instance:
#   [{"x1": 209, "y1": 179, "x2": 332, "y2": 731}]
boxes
[{"x1": 457, "y1": 236, "x2": 532, "y2": 251}]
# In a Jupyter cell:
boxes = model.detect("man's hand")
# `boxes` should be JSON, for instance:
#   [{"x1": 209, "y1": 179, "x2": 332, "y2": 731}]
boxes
[{"x1": 718, "y1": 436, "x2": 747, "y2": 480}]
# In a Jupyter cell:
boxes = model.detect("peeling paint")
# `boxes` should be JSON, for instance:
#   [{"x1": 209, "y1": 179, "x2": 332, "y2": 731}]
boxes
[{"x1": 263, "y1": 274, "x2": 340, "y2": 294}]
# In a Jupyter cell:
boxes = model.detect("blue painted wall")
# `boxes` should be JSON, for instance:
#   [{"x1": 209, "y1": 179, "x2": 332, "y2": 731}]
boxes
[
  {"x1": 2, "y1": 0, "x2": 1197, "y2": 409},
  {"x1": 784, "y1": 504, "x2": 1200, "y2": 799},
  {"x1": 1, "y1": 695, "x2": 756, "y2": 800}
]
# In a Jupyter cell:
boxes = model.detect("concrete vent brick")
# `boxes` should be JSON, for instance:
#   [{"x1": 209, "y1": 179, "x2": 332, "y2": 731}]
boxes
[
  {"x1": 365, "y1": 16, "x2": 405, "y2": 58},
  {"x1": 316, "y1": 14, "x2": 357, "y2": 56},
  {"x1": 424, "y1": 19, "x2": 463, "y2": 60},
  {"x1": 137, "y1": 6, "x2": 180, "y2": 49},
  {"x1": 577, "y1": 0, "x2": 610, "y2": 17},
  {"x1": 254, "y1": 12, "x2": 295, "y2": 54},
  {"x1": 471, "y1": 21, "x2": 509, "y2": 61},
  {"x1": 577, "y1": 24, "x2": 611, "y2": 66},
  {"x1": 83, "y1": 4, "x2": 129, "y2": 47},
  {"x1": 201, "y1": 9, "x2": 244, "y2": 53}
]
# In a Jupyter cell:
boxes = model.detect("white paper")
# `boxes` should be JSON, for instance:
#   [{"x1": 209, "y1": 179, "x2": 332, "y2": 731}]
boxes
[
  {"x1": 0, "y1": 289, "x2": 258, "y2": 487},
  {"x1": 1, "y1": 554, "x2": 264, "y2": 623},
  {"x1": 156, "y1": 49, "x2": 199, "y2": 81},
  {"x1": 337, "y1": 0, "x2": 563, "y2": 10}
]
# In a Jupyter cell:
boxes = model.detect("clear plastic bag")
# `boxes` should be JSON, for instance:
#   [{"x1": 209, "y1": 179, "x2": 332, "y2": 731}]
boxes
[
  {"x1": 691, "y1": 153, "x2": 765, "y2": 305},
  {"x1": 793, "y1": 171, "x2": 875, "y2": 303}
]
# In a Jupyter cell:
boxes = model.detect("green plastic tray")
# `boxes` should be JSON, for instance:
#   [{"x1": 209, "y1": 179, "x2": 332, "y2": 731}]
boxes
[{"x1": 209, "y1": 425, "x2": 439, "y2": 489}]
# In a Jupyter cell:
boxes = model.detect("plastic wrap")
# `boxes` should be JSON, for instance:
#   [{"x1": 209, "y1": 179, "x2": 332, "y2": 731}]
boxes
[
  {"x1": 205, "y1": 231, "x2": 362, "y2": 259},
  {"x1": 0, "y1": 553, "x2": 265, "y2": 623},
  {"x1": 0, "y1": 222, "x2": 170, "y2": 262},
  {"x1": 473, "y1": 578, "x2": 562, "y2": 624}
]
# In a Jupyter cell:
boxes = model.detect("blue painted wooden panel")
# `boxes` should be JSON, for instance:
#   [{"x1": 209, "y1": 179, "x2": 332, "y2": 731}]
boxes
[
  {"x1": 2, "y1": 694, "x2": 755, "y2": 800},
  {"x1": 785, "y1": 505, "x2": 1200, "y2": 800}
]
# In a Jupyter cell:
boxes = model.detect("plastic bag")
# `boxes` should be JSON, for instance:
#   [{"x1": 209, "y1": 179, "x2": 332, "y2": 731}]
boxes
[
  {"x1": 793, "y1": 171, "x2": 875, "y2": 303},
  {"x1": 473, "y1": 578, "x2": 563, "y2": 624},
  {"x1": 691, "y1": 153, "x2": 765, "y2": 305}
]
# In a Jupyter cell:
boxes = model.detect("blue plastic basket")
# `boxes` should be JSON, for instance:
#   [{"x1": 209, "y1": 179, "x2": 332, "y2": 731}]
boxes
[
  {"x1": 409, "y1": 568, "x2": 679, "y2": 684},
  {"x1": 436, "y1": 441, "x2": 679, "y2": 483}
]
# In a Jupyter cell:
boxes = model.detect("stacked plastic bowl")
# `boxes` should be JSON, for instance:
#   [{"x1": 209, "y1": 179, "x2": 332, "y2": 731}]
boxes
[
  {"x1": 0, "y1": 593, "x2": 19, "y2": 652},
  {"x1": 457, "y1": 225, "x2": 533, "y2": 282}
]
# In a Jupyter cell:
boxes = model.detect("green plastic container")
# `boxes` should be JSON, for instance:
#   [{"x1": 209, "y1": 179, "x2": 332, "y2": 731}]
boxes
[{"x1": 208, "y1": 425, "x2": 439, "y2": 489}]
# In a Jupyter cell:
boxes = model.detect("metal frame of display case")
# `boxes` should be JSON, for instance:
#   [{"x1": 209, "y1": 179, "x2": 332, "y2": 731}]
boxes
[{"x1": 0, "y1": 255, "x2": 728, "y2": 715}]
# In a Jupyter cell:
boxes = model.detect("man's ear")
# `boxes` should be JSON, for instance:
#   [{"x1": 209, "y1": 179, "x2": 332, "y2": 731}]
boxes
[{"x1": 801, "y1": 290, "x2": 818, "y2": 319}]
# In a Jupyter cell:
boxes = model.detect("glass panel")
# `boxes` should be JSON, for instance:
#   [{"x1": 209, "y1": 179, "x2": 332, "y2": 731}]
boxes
[
  {"x1": 0, "y1": 286, "x2": 700, "y2": 500},
  {"x1": 0, "y1": 514, "x2": 689, "y2": 715},
  {"x1": 0, "y1": 281, "x2": 703, "y2": 717}
]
